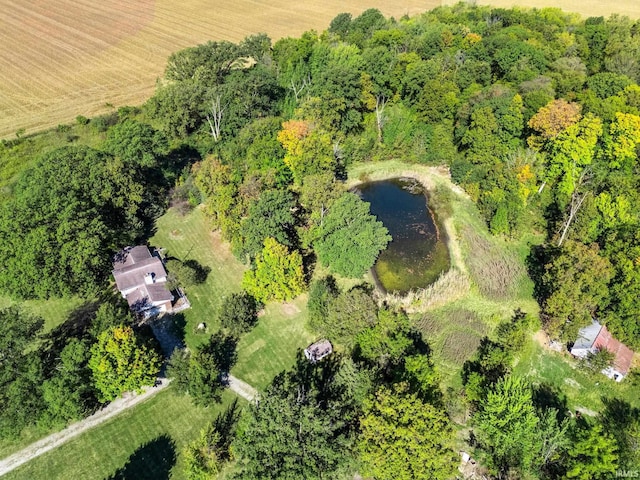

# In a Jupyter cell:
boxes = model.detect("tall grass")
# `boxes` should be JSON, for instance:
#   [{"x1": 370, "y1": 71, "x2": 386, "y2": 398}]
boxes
[
  {"x1": 379, "y1": 268, "x2": 470, "y2": 313},
  {"x1": 461, "y1": 226, "x2": 526, "y2": 301}
]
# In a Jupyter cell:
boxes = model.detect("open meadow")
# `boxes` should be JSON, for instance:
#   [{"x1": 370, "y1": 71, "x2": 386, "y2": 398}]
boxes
[{"x1": 0, "y1": 0, "x2": 437, "y2": 139}]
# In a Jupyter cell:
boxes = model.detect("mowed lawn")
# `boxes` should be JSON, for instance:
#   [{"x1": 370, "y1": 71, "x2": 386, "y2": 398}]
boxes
[
  {"x1": 234, "y1": 295, "x2": 315, "y2": 390},
  {"x1": 151, "y1": 206, "x2": 315, "y2": 389},
  {"x1": 4, "y1": 387, "x2": 240, "y2": 480},
  {"x1": 514, "y1": 339, "x2": 640, "y2": 412},
  {"x1": 152, "y1": 207, "x2": 247, "y2": 349},
  {"x1": 0, "y1": 295, "x2": 85, "y2": 334}
]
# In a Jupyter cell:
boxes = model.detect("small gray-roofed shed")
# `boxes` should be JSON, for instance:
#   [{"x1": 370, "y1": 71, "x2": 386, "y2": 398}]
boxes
[
  {"x1": 304, "y1": 339, "x2": 333, "y2": 363},
  {"x1": 572, "y1": 321, "x2": 602, "y2": 351}
]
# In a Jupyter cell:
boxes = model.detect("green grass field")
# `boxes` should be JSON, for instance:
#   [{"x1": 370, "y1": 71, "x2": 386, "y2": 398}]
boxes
[
  {"x1": 514, "y1": 338, "x2": 640, "y2": 412},
  {"x1": 151, "y1": 207, "x2": 248, "y2": 349},
  {"x1": 4, "y1": 387, "x2": 240, "y2": 480},
  {"x1": 151, "y1": 206, "x2": 315, "y2": 389},
  {"x1": 0, "y1": 295, "x2": 85, "y2": 334},
  {"x1": 234, "y1": 295, "x2": 315, "y2": 390}
]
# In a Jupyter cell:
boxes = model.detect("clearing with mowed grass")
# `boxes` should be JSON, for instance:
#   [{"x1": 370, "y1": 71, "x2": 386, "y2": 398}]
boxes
[
  {"x1": 151, "y1": 207, "x2": 315, "y2": 389},
  {"x1": 3, "y1": 388, "x2": 239, "y2": 480},
  {"x1": 0, "y1": 0, "x2": 436, "y2": 139}
]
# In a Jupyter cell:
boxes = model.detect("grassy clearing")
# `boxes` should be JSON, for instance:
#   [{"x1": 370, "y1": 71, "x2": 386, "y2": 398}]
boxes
[
  {"x1": 151, "y1": 207, "x2": 248, "y2": 349},
  {"x1": 461, "y1": 225, "x2": 528, "y2": 301},
  {"x1": 514, "y1": 338, "x2": 640, "y2": 412},
  {"x1": 4, "y1": 387, "x2": 240, "y2": 480},
  {"x1": 151, "y1": 206, "x2": 315, "y2": 388},
  {"x1": 233, "y1": 295, "x2": 315, "y2": 390},
  {"x1": 416, "y1": 307, "x2": 489, "y2": 383},
  {"x1": 0, "y1": 295, "x2": 85, "y2": 334}
]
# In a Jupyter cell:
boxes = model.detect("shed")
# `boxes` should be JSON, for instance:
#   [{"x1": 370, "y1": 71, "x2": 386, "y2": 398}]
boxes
[
  {"x1": 570, "y1": 321, "x2": 634, "y2": 382},
  {"x1": 304, "y1": 339, "x2": 333, "y2": 363}
]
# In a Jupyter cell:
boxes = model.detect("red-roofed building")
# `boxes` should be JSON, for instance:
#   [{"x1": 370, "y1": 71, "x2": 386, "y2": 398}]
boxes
[{"x1": 570, "y1": 321, "x2": 634, "y2": 382}]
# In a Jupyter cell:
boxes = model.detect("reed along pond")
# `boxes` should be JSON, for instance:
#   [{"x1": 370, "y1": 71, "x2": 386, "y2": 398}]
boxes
[{"x1": 356, "y1": 177, "x2": 450, "y2": 294}]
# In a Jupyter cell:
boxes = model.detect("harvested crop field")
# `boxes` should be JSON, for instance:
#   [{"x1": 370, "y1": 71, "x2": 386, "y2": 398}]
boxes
[
  {"x1": 0, "y1": 0, "x2": 437, "y2": 139},
  {"x1": 471, "y1": 0, "x2": 640, "y2": 20}
]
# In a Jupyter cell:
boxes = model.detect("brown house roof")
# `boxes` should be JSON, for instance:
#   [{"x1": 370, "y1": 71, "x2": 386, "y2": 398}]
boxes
[
  {"x1": 593, "y1": 325, "x2": 634, "y2": 375},
  {"x1": 112, "y1": 245, "x2": 152, "y2": 269},
  {"x1": 112, "y1": 256, "x2": 167, "y2": 292},
  {"x1": 126, "y1": 284, "x2": 174, "y2": 312}
]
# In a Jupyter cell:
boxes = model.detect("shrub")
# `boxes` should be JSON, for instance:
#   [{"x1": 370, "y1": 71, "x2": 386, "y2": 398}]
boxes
[{"x1": 219, "y1": 292, "x2": 259, "y2": 335}]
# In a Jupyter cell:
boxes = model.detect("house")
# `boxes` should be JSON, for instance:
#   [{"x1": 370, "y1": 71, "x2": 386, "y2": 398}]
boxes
[
  {"x1": 570, "y1": 320, "x2": 634, "y2": 382},
  {"x1": 304, "y1": 339, "x2": 333, "y2": 363},
  {"x1": 112, "y1": 246, "x2": 174, "y2": 317}
]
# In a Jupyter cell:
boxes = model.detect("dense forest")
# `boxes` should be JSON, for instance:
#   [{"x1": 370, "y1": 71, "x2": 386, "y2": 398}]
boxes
[{"x1": 1, "y1": 3, "x2": 640, "y2": 479}]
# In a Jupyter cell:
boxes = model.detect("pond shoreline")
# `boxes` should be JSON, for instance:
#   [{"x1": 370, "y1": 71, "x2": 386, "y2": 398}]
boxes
[{"x1": 351, "y1": 174, "x2": 452, "y2": 294}]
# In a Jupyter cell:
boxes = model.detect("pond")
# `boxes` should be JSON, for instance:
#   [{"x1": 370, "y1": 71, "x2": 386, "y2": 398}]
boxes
[{"x1": 356, "y1": 177, "x2": 450, "y2": 294}]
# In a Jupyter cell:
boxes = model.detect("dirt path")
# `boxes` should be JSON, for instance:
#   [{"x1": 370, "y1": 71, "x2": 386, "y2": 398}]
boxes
[
  {"x1": 0, "y1": 372, "x2": 257, "y2": 477},
  {"x1": 227, "y1": 374, "x2": 258, "y2": 402},
  {"x1": 0, "y1": 377, "x2": 171, "y2": 477}
]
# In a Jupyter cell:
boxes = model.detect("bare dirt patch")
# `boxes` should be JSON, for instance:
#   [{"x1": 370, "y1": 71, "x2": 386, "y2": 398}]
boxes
[{"x1": 281, "y1": 302, "x2": 302, "y2": 316}]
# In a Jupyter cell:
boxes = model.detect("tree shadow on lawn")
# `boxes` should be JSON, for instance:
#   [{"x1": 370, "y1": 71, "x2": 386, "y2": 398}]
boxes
[
  {"x1": 532, "y1": 382, "x2": 569, "y2": 421},
  {"x1": 40, "y1": 300, "x2": 100, "y2": 368},
  {"x1": 106, "y1": 434, "x2": 177, "y2": 480},
  {"x1": 183, "y1": 259, "x2": 211, "y2": 284}
]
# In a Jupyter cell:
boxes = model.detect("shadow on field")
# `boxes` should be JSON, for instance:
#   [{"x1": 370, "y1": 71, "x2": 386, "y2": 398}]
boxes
[{"x1": 106, "y1": 434, "x2": 176, "y2": 480}]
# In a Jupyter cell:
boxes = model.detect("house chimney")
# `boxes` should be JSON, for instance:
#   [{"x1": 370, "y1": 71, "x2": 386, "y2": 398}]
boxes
[{"x1": 144, "y1": 272, "x2": 155, "y2": 285}]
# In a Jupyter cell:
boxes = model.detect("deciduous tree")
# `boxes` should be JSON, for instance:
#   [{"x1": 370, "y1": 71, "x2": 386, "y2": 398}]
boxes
[
  {"x1": 88, "y1": 325, "x2": 161, "y2": 402},
  {"x1": 358, "y1": 383, "x2": 457, "y2": 480},
  {"x1": 314, "y1": 193, "x2": 391, "y2": 278},
  {"x1": 540, "y1": 241, "x2": 613, "y2": 340},
  {"x1": 0, "y1": 146, "x2": 147, "y2": 299},
  {"x1": 238, "y1": 189, "x2": 297, "y2": 259},
  {"x1": 167, "y1": 332, "x2": 237, "y2": 407},
  {"x1": 564, "y1": 422, "x2": 619, "y2": 479},
  {"x1": 242, "y1": 238, "x2": 305, "y2": 303},
  {"x1": 218, "y1": 292, "x2": 259, "y2": 335},
  {"x1": 474, "y1": 376, "x2": 542, "y2": 476}
]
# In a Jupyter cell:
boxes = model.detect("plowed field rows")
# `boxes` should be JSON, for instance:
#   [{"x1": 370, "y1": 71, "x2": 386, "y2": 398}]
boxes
[
  {"x1": 0, "y1": 0, "x2": 437, "y2": 138},
  {"x1": 473, "y1": 0, "x2": 640, "y2": 20}
]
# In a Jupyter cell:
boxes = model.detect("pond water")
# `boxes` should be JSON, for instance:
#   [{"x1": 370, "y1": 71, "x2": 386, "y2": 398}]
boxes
[{"x1": 356, "y1": 177, "x2": 450, "y2": 294}]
